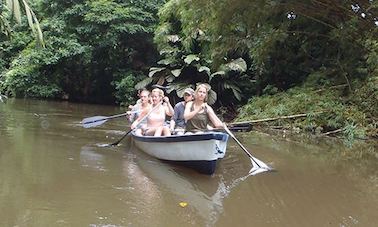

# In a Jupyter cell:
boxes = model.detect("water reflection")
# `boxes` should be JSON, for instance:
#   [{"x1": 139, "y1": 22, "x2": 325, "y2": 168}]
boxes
[{"x1": 129, "y1": 143, "x2": 257, "y2": 227}]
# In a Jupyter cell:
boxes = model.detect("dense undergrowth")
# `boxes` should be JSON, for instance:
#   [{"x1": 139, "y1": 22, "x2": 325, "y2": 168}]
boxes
[{"x1": 236, "y1": 76, "x2": 378, "y2": 143}]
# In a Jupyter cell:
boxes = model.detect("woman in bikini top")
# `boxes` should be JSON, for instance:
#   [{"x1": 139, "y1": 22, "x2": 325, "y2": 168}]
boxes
[{"x1": 144, "y1": 88, "x2": 174, "y2": 136}]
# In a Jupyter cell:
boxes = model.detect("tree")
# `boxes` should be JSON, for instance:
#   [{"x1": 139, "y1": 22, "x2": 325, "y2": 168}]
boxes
[
  {"x1": 148, "y1": 0, "x2": 377, "y2": 107},
  {"x1": 0, "y1": 0, "x2": 43, "y2": 46},
  {"x1": 1, "y1": 0, "x2": 164, "y2": 104}
]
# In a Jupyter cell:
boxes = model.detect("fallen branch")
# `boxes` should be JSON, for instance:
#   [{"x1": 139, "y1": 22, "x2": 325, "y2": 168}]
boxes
[
  {"x1": 232, "y1": 111, "x2": 325, "y2": 125},
  {"x1": 323, "y1": 128, "x2": 343, "y2": 136},
  {"x1": 313, "y1": 84, "x2": 348, "y2": 93}
]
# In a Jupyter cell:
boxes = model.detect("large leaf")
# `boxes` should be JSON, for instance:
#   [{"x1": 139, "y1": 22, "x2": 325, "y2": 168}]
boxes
[
  {"x1": 224, "y1": 83, "x2": 242, "y2": 101},
  {"x1": 224, "y1": 58, "x2": 247, "y2": 72},
  {"x1": 207, "y1": 89, "x2": 217, "y2": 105},
  {"x1": 209, "y1": 70, "x2": 225, "y2": 81},
  {"x1": 157, "y1": 58, "x2": 174, "y2": 66},
  {"x1": 171, "y1": 68, "x2": 182, "y2": 77},
  {"x1": 198, "y1": 66, "x2": 210, "y2": 75},
  {"x1": 165, "y1": 82, "x2": 192, "y2": 97},
  {"x1": 24, "y1": 2, "x2": 35, "y2": 33},
  {"x1": 167, "y1": 35, "x2": 180, "y2": 43},
  {"x1": 148, "y1": 67, "x2": 166, "y2": 77},
  {"x1": 8, "y1": 0, "x2": 21, "y2": 23},
  {"x1": 135, "y1": 77, "x2": 153, "y2": 90},
  {"x1": 184, "y1": 54, "x2": 200, "y2": 65}
]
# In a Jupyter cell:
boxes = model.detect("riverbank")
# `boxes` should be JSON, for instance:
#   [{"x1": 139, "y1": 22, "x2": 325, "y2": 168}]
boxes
[{"x1": 234, "y1": 79, "x2": 378, "y2": 143}]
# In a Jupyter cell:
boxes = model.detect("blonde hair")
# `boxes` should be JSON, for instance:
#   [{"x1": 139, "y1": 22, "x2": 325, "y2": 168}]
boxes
[
  {"x1": 151, "y1": 88, "x2": 164, "y2": 98},
  {"x1": 194, "y1": 83, "x2": 210, "y2": 102}
]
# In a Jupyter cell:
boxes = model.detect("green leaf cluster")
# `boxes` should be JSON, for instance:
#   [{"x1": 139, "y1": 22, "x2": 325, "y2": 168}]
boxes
[{"x1": 1, "y1": 0, "x2": 164, "y2": 104}]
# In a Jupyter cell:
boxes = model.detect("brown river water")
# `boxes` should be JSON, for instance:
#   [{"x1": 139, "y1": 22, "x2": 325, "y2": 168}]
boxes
[{"x1": 0, "y1": 99, "x2": 377, "y2": 227}]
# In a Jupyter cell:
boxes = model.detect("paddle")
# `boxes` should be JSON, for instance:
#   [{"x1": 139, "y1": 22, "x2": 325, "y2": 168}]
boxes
[
  {"x1": 109, "y1": 101, "x2": 163, "y2": 146},
  {"x1": 82, "y1": 111, "x2": 139, "y2": 128},
  {"x1": 223, "y1": 123, "x2": 273, "y2": 175},
  {"x1": 212, "y1": 124, "x2": 252, "y2": 133}
]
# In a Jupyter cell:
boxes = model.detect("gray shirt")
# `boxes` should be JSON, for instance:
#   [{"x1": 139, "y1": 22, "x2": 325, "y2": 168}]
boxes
[{"x1": 172, "y1": 101, "x2": 186, "y2": 128}]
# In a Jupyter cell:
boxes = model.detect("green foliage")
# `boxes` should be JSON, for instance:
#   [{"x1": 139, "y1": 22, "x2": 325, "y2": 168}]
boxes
[
  {"x1": 1, "y1": 0, "x2": 164, "y2": 103},
  {"x1": 237, "y1": 81, "x2": 376, "y2": 141},
  {"x1": 1, "y1": 0, "x2": 44, "y2": 46},
  {"x1": 112, "y1": 70, "x2": 145, "y2": 106},
  {"x1": 1, "y1": 64, "x2": 61, "y2": 98},
  {"x1": 149, "y1": 0, "x2": 377, "y2": 110}
]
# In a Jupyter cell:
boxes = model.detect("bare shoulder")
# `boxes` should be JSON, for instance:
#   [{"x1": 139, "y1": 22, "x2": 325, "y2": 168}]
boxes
[
  {"x1": 206, "y1": 104, "x2": 215, "y2": 112},
  {"x1": 185, "y1": 101, "x2": 193, "y2": 108}
]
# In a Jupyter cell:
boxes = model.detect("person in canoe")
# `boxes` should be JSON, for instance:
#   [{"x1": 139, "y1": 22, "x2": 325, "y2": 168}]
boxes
[
  {"x1": 133, "y1": 88, "x2": 174, "y2": 136},
  {"x1": 130, "y1": 89, "x2": 151, "y2": 132},
  {"x1": 127, "y1": 88, "x2": 148, "y2": 123},
  {"x1": 169, "y1": 87, "x2": 195, "y2": 135},
  {"x1": 184, "y1": 84, "x2": 223, "y2": 134}
]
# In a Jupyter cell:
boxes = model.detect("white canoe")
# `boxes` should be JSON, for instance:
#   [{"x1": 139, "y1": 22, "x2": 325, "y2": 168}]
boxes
[{"x1": 131, "y1": 131, "x2": 229, "y2": 174}]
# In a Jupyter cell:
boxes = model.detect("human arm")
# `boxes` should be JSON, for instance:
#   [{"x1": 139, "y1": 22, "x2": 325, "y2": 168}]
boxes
[
  {"x1": 170, "y1": 119, "x2": 176, "y2": 131},
  {"x1": 163, "y1": 96, "x2": 174, "y2": 117},
  {"x1": 206, "y1": 105, "x2": 223, "y2": 128},
  {"x1": 131, "y1": 106, "x2": 150, "y2": 129},
  {"x1": 184, "y1": 102, "x2": 206, "y2": 121},
  {"x1": 127, "y1": 103, "x2": 140, "y2": 122}
]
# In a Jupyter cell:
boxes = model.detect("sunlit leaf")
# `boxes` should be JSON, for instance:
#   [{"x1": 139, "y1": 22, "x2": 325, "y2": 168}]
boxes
[
  {"x1": 135, "y1": 77, "x2": 153, "y2": 90},
  {"x1": 166, "y1": 82, "x2": 192, "y2": 97},
  {"x1": 184, "y1": 54, "x2": 199, "y2": 65},
  {"x1": 224, "y1": 58, "x2": 247, "y2": 72},
  {"x1": 148, "y1": 67, "x2": 166, "y2": 77},
  {"x1": 157, "y1": 58, "x2": 174, "y2": 65},
  {"x1": 171, "y1": 68, "x2": 181, "y2": 77},
  {"x1": 209, "y1": 70, "x2": 225, "y2": 81},
  {"x1": 198, "y1": 66, "x2": 210, "y2": 75},
  {"x1": 6, "y1": 0, "x2": 14, "y2": 15},
  {"x1": 165, "y1": 75, "x2": 175, "y2": 83},
  {"x1": 167, "y1": 35, "x2": 179, "y2": 43},
  {"x1": 13, "y1": 0, "x2": 21, "y2": 23},
  {"x1": 24, "y1": 3, "x2": 35, "y2": 33},
  {"x1": 207, "y1": 89, "x2": 217, "y2": 105}
]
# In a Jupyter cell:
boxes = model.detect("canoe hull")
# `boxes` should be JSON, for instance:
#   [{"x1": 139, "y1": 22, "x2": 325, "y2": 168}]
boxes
[{"x1": 131, "y1": 132, "x2": 229, "y2": 174}]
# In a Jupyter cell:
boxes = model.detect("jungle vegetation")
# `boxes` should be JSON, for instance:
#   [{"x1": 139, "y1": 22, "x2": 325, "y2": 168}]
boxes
[{"x1": 0, "y1": 0, "x2": 377, "y2": 140}]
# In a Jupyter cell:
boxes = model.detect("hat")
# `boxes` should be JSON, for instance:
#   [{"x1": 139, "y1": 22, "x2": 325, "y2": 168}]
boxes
[{"x1": 183, "y1": 87, "x2": 194, "y2": 95}]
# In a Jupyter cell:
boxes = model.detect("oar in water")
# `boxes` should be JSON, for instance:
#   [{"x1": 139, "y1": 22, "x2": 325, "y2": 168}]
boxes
[
  {"x1": 223, "y1": 123, "x2": 273, "y2": 175},
  {"x1": 81, "y1": 110, "x2": 139, "y2": 128},
  {"x1": 109, "y1": 101, "x2": 163, "y2": 146}
]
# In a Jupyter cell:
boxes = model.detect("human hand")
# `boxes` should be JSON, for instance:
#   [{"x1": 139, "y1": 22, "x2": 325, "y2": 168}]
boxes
[
  {"x1": 163, "y1": 96, "x2": 170, "y2": 103},
  {"x1": 131, "y1": 121, "x2": 138, "y2": 129}
]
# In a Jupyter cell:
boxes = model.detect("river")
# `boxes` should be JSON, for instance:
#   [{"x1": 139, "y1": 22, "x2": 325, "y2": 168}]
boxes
[{"x1": 0, "y1": 99, "x2": 377, "y2": 227}]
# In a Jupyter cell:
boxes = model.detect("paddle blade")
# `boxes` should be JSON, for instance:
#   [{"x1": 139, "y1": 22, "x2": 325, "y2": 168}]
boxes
[
  {"x1": 249, "y1": 157, "x2": 273, "y2": 175},
  {"x1": 82, "y1": 116, "x2": 108, "y2": 128}
]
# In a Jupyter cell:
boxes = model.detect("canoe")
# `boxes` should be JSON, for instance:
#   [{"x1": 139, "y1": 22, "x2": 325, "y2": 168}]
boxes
[{"x1": 131, "y1": 131, "x2": 229, "y2": 174}]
